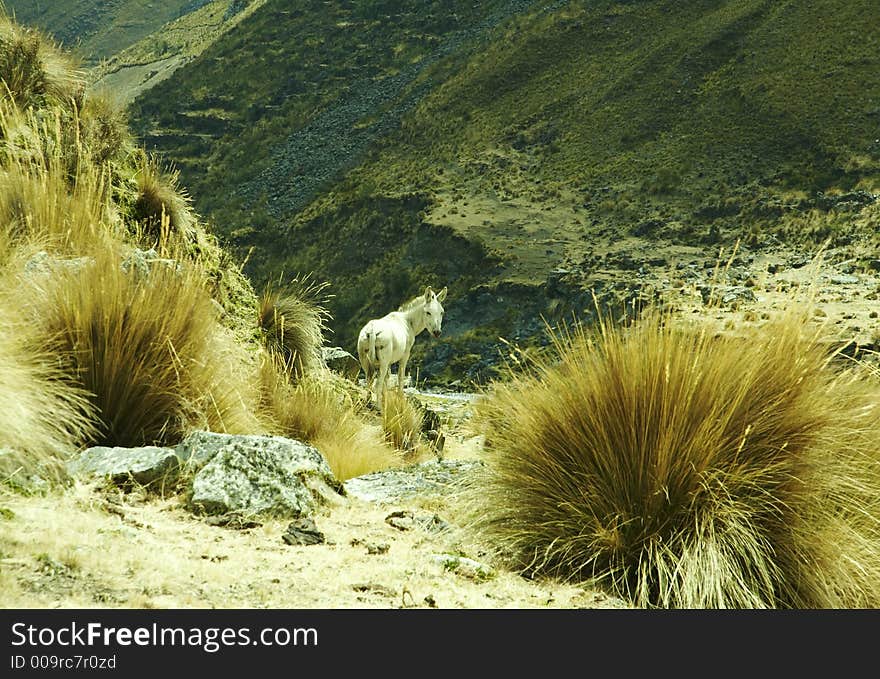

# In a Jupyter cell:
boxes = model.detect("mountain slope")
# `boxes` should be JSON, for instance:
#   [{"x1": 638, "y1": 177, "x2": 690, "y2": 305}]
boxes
[
  {"x1": 2, "y1": 0, "x2": 210, "y2": 64},
  {"x1": 4, "y1": 1, "x2": 262, "y2": 102},
  {"x1": 126, "y1": 0, "x2": 880, "y2": 380}
]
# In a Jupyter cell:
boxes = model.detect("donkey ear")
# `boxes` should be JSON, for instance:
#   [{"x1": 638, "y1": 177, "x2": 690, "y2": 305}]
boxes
[
  {"x1": 424, "y1": 286, "x2": 434, "y2": 301},
  {"x1": 436, "y1": 286, "x2": 447, "y2": 302}
]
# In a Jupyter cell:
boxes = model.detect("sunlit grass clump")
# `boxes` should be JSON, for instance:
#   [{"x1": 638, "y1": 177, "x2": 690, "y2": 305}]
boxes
[
  {"x1": 131, "y1": 154, "x2": 197, "y2": 243},
  {"x1": 28, "y1": 250, "x2": 260, "y2": 448},
  {"x1": 0, "y1": 16, "x2": 83, "y2": 110},
  {"x1": 0, "y1": 278, "x2": 95, "y2": 488},
  {"x1": 0, "y1": 142, "x2": 118, "y2": 261},
  {"x1": 259, "y1": 356, "x2": 401, "y2": 481},
  {"x1": 381, "y1": 390, "x2": 425, "y2": 454},
  {"x1": 258, "y1": 276, "x2": 330, "y2": 377},
  {"x1": 470, "y1": 309, "x2": 880, "y2": 608}
]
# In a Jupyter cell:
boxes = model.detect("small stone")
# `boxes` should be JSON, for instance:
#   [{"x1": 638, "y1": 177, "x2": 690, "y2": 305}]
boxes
[
  {"x1": 282, "y1": 517, "x2": 325, "y2": 546},
  {"x1": 830, "y1": 274, "x2": 859, "y2": 285},
  {"x1": 431, "y1": 553, "x2": 495, "y2": 581},
  {"x1": 385, "y1": 510, "x2": 416, "y2": 531},
  {"x1": 204, "y1": 513, "x2": 262, "y2": 530},
  {"x1": 351, "y1": 583, "x2": 396, "y2": 598}
]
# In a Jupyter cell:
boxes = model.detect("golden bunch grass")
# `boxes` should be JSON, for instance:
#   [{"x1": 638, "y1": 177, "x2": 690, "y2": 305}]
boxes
[
  {"x1": 381, "y1": 389, "x2": 425, "y2": 454},
  {"x1": 131, "y1": 153, "x2": 197, "y2": 244},
  {"x1": 26, "y1": 248, "x2": 260, "y2": 447},
  {"x1": 0, "y1": 246, "x2": 95, "y2": 488},
  {"x1": 78, "y1": 90, "x2": 131, "y2": 168},
  {"x1": 0, "y1": 143, "x2": 118, "y2": 262},
  {"x1": 259, "y1": 356, "x2": 401, "y2": 481},
  {"x1": 258, "y1": 275, "x2": 330, "y2": 378},
  {"x1": 0, "y1": 16, "x2": 84, "y2": 110},
  {"x1": 469, "y1": 307, "x2": 880, "y2": 608}
]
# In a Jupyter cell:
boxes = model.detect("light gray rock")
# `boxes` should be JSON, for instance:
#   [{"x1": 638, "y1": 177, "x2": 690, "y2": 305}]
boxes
[
  {"x1": 344, "y1": 459, "x2": 482, "y2": 504},
  {"x1": 189, "y1": 435, "x2": 343, "y2": 518},
  {"x1": 120, "y1": 247, "x2": 178, "y2": 279},
  {"x1": 67, "y1": 446, "x2": 180, "y2": 487},
  {"x1": 24, "y1": 251, "x2": 93, "y2": 276},
  {"x1": 322, "y1": 346, "x2": 361, "y2": 379},
  {"x1": 175, "y1": 431, "x2": 239, "y2": 471}
]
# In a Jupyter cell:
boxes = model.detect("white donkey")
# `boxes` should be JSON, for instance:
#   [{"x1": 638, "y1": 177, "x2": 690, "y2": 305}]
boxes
[{"x1": 357, "y1": 286, "x2": 447, "y2": 411}]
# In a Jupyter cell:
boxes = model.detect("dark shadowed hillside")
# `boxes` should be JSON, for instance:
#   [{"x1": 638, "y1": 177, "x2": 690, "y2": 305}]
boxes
[{"x1": 120, "y1": 0, "x2": 880, "y2": 382}]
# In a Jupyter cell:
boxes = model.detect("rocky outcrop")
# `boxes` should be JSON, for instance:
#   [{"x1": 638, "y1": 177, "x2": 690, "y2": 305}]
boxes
[
  {"x1": 189, "y1": 434, "x2": 344, "y2": 518},
  {"x1": 66, "y1": 432, "x2": 348, "y2": 522},
  {"x1": 67, "y1": 445, "x2": 180, "y2": 487},
  {"x1": 174, "y1": 430, "x2": 238, "y2": 471}
]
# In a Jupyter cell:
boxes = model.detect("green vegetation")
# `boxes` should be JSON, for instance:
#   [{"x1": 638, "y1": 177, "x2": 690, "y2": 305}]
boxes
[
  {"x1": 3, "y1": 0, "x2": 208, "y2": 65},
  {"x1": 121, "y1": 0, "x2": 879, "y2": 376},
  {"x1": 470, "y1": 308, "x2": 880, "y2": 608}
]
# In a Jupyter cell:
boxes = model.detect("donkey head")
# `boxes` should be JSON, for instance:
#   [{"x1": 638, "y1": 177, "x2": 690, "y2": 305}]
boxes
[{"x1": 422, "y1": 286, "x2": 447, "y2": 338}]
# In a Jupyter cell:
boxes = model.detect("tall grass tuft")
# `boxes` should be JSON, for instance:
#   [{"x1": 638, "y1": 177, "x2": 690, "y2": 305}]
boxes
[
  {"x1": 0, "y1": 250, "x2": 95, "y2": 488},
  {"x1": 381, "y1": 390, "x2": 424, "y2": 454},
  {"x1": 131, "y1": 154, "x2": 196, "y2": 244},
  {"x1": 0, "y1": 142, "x2": 117, "y2": 261},
  {"x1": 0, "y1": 16, "x2": 83, "y2": 110},
  {"x1": 78, "y1": 91, "x2": 130, "y2": 168},
  {"x1": 27, "y1": 249, "x2": 260, "y2": 447},
  {"x1": 258, "y1": 275, "x2": 330, "y2": 377},
  {"x1": 259, "y1": 356, "x2": 401, "y2": 481},
  {"x1": 469, "y1": 308, "x2": 880, "y2": 608}
]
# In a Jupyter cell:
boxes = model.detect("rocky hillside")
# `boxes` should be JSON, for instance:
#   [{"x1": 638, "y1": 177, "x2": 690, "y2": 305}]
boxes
[{"x1": 17, "y1": 0, "x2": 879, "y2": 384}]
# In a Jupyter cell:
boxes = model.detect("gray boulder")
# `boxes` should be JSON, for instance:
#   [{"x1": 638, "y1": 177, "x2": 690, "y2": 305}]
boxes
[
  {"x1": 120, "y1": 247, "x2": 178, "y2": 279},
  {"x1": 189, "y1": 435, "x2": 344, "y2": 518},
  {"x1": 67, "y1": 446, "x2": 180, "y2": 487},
  {"x1": 175, "y1": 431, "x2": 239, "y2": 471},
  {"x1": 322, "y1": 346, "x2": 361, "y2": 379},
  {"x1": 25, "y1": 251, "x2": 93, "y2": 276}
]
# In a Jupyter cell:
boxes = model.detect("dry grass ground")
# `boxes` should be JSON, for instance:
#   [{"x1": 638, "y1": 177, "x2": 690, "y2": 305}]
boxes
[
  {"x1": 0, "y1": 474, "x2": 624, "y2": 610},
  {"x1": 0, "y1": 388, "x2": 623, "y2": 610}
]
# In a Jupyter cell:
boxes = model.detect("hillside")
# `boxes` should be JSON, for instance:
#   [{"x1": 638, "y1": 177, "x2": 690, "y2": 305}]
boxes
[
  {"x1": 3, "y1": 1, "x2": 262, "y2": 102},
  {"x1": 124, "y1": 0, "x2": 880, "y2": 381},
  {"x1": 2, "y1": 0, "x2": 206, "y2": 64}
]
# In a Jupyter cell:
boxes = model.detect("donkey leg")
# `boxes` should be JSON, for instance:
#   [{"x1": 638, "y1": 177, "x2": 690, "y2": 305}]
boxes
[
  {"x1": 376, "y1": 363, "x2": 389, "y2": 413},
  {"x1": 398, "y1": 352, "x2": 410, "y2": 395},
  {"x1": 364, "y1": 366, "x2": 376, "y2": 406},
  {"x1": 358, "y1": 344, "x2": 372, "y2": 399}
]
